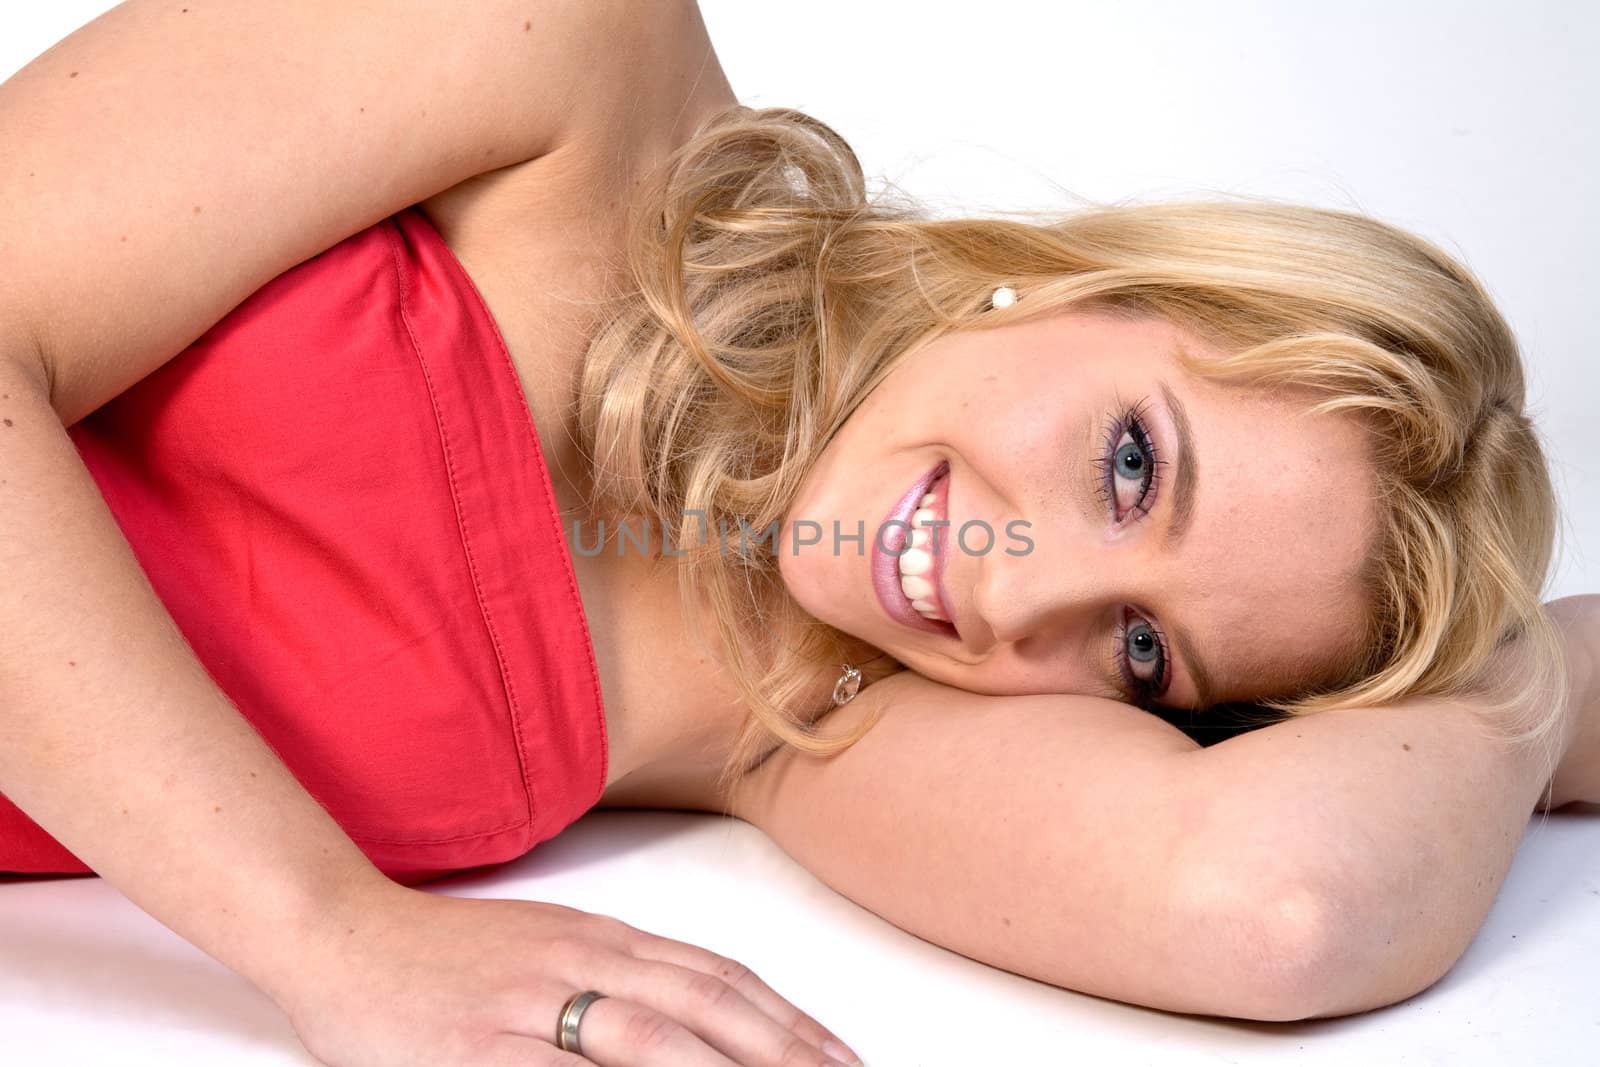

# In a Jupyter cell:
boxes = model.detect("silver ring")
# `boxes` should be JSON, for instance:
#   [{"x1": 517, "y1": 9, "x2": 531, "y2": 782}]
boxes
[{"x1": 556, "y1": 990, "x2": 606, "y2": 1054}]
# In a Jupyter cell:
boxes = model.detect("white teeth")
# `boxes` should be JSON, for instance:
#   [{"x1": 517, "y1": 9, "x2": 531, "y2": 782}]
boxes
[
  {"x1": 898, "y1": 547, "x2": 933, "y2": 575},
  {"x1": 897, "y1": 475, "x2": 951, "y2": 624}
]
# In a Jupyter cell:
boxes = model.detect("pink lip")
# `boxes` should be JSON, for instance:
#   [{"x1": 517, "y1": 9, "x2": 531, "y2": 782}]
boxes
[{"x1": 871, "y1": 461, "x2": 959, "y2": 639}]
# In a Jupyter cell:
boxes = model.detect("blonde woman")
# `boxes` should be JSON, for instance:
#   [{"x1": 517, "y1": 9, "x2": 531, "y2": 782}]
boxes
[{"x1": 1, "y1": 3, "x2": 1595, "y2": 1066}]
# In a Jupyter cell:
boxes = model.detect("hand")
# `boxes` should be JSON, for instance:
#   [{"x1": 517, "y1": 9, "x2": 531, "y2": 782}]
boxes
[
  {"x1": 272, "y1": 884, "x2": 862, "y2": 1066},
  {"x1": 1547, "y1": 594, "x2": 1600, "y2": 808}
]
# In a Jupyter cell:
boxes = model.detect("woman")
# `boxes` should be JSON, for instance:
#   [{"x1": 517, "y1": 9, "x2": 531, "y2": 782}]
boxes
[{"x1": 0, "y1": 2, "x2": 1594, "y2": 1065}]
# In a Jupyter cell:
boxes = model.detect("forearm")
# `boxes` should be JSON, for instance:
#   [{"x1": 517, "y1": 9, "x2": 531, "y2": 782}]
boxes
[
  {"x1": 735, "y1": 673, "x2": 1309, "y2": 1020},
  {"x1": 0, "y1": 352, "x2": 395, "y2": 1005},
  {"x1": 738, "y1": 667, "x2": 1555, "y2": 1022}
]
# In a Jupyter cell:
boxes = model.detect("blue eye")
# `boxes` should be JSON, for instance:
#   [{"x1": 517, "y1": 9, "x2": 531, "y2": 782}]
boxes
[
  {"x1": 1118, "y1": 615, "x2": 1169, "y2": 703},
  {"x1": 1127, "y1": 621, "x2": 1160, "y2": 664},
  {"x1": 1096, "y1": 405, "x2": 1161, "y2": 521}
]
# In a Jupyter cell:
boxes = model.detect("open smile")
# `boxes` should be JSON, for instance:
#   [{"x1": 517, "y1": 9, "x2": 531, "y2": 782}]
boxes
[{"x1": 871, "y1": 461, "x2": 959, "y2": 639}]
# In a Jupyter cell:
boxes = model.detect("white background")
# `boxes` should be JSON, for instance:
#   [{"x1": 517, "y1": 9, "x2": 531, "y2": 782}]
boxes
[{"x1": 3, "y1": 4, "x2": 1599, "y2": 1066}]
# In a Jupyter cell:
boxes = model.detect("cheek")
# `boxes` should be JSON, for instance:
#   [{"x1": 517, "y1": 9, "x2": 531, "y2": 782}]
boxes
[{"x1": 775, "y1": 518, "x2": 841, "y2": 622}]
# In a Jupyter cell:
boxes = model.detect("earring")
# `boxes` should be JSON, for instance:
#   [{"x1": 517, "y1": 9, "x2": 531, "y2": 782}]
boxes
[
  {"x1": 832, "y1": 664, "x2": 863, "y2": 706},
  {"x1": 989, "y1": 285, "x2": 1017, "y2": 310}
]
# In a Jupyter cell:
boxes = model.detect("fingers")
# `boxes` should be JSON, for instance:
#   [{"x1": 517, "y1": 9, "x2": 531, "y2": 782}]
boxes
[
  {"x1": 584, "y1": 958, "x2": 853, "y2": 1066},
  {"x1": 625, "y1": 938, "x2": 861, "y2": 1064},
  {"x1": 479, "y1": 1031, "x2": 594, "y2": 1066},
  {"x1": 549, "y1": 996, "x2": 743, "y2": 1066}
]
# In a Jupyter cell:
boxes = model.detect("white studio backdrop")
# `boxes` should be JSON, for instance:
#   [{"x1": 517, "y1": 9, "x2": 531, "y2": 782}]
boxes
[{"x1": 4, "y1": 1, "x2": 1597, "y2": 597}]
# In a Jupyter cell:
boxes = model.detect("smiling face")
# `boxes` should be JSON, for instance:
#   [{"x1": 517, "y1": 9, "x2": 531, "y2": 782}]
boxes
[{"x1": 778, "y1": 307, "x2": 1378, "y2": 710}]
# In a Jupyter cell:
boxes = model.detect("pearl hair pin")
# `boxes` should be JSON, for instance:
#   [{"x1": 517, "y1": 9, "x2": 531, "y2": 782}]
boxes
[{"x1": 990, "y1": 285, "x2": 1017, "y2": 309}]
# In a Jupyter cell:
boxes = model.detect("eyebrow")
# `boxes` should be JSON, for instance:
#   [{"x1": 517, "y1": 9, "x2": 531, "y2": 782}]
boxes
[
  {"x1": 1157, "y1": 378, "x2": 1217, "y2": 709},
  {"x1": 1167, "y1": 616, "x2": 1217, "y2": 712},
  {"x1": 1160, "y1": 378, "x2": 1199, "y2": 542}
]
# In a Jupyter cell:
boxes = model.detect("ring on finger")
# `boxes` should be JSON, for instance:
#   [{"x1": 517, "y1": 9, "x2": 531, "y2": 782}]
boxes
[{"x1": 556, "y1": 990, "x2": 607, "y2": 1054}]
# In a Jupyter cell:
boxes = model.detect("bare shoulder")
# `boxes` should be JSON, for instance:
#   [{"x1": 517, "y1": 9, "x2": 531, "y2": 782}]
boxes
[
  {"x1": 419, "y1": 0, "x2": 737, "y2": 251},
  {"x1": 0, "y1": 0, "x2": 736, "y2": 424},
  {"x1": 549, "y1": 0, "x2": 738, "y2": 159},
  {"x1": 411, "y1": 1, "x2": 737, "y2": 502}
]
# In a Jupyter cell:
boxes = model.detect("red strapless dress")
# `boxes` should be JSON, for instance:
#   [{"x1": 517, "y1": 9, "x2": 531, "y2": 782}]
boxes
[{"x1": 0, "y1": 208, "x2": 608, "y2": 885}]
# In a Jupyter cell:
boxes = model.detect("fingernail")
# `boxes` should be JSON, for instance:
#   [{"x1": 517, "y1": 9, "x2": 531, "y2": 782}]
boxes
[{"x1": 823, "y1": 1037, "x2": 863, "y2": 1065}]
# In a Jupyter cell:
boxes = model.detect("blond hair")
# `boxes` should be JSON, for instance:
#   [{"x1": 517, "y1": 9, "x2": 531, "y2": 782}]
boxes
[{"x1": 575, "y1": 106, "x2": 1565, "y2": 805}]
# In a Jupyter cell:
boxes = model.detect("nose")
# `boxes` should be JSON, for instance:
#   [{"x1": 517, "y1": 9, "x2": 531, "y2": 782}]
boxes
[{"x1": 967, "y1": 534, "x2": 1155, "y2": 654}]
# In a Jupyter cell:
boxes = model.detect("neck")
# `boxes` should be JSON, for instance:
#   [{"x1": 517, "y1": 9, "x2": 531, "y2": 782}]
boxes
[{"x1": 587, "y1": 548, "x2": 899, "y2": 812}]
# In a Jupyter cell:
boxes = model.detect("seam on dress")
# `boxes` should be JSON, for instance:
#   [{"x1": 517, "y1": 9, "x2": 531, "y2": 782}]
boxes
[
  {"x1": 410, "y1": 212, "x2": 611, "y2": 806},
  {"x1": 376, "y1": 216, "x2": 534, "y2": 842}
]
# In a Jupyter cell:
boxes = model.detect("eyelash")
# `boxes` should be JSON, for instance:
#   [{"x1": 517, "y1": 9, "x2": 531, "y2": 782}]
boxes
[
  {"x1": 1092, "y1": 399, "x2": 1164, "y2": 521},
  {"x1": 1093, "y1": 400, "x2": 1171, "y2": 706}
]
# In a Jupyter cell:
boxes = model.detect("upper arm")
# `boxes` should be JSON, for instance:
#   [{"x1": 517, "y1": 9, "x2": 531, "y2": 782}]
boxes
[
  {"x1": 732, "y1": 669, "x2": 1553, "y2": 1020},
  {"x1": 0, "y1": 0, "x2": 703, "y2": 424}
]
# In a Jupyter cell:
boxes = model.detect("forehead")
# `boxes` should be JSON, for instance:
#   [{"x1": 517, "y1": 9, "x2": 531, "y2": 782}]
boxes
[{"x1": 1166, "y1": 345, "x2": 1377, "y2": 699}]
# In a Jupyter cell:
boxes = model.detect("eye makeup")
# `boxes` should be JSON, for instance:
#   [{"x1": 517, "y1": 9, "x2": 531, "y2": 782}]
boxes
[
  {"x1": 1092, "y1": 397, "x2": 1166, "y2": 522},
  {"x1": 1091, "y1": 396, "x2": 1175, "y2": 706}
]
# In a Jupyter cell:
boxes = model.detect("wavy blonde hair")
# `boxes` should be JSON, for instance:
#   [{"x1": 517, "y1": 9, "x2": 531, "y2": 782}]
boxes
[{"x1": 575, "y1": 106, "x2": 1566, "y2": 805}]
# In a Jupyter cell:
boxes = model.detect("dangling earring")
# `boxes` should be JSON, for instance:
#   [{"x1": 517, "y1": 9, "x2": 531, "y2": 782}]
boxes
[
  {"x1": 832, "y1": 664, "x2": 863, "y2": 706},
  {"x1": 989, "y1": 285, "x2": 1017, "y2": 310}
]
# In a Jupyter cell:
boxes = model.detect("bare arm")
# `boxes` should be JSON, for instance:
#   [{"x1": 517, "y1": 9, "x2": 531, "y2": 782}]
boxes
[
  {"x1": 0, "y1": 351, "x2": 392, "y2": 1003},
  {"x1": 1, "y1": 0, "x2": 712, "y2": 425},
  {"x1": 731, "y1": 650, "x2": 1569, "y2": 1022},
  {"x1": 0, "y1": 0, "x2": 720, "y2": 1007}
]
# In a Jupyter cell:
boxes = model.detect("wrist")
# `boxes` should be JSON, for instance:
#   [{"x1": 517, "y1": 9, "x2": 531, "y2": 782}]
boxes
[
  {"x1": 1548, "y1": 712, "x2": 1599, "y2": 808},
  {"x1": 248, "y1": 859, "x2": 409, "y2": 1011},
  {"x1": 1546, "y1": 596, "x2": 1600, "y2": 808}
]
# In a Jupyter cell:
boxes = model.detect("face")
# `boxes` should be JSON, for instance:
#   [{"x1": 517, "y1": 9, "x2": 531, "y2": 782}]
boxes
[{"x1": 778, "y1": 308, "x2": 1376, "y2": 710}]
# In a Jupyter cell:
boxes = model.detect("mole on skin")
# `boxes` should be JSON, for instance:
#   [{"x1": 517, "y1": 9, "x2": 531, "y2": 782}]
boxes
[{"x1": 1403, "y1": 743, "x2": 1412, "y2": 751}]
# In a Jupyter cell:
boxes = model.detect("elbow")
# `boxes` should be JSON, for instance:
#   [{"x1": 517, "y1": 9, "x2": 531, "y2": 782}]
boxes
[
  {"x1": 1212, "y1": 878, "x2": 1460, "y2": 1022},
  {"x1": 1207, "y1": 880, "x2": 1344, "y2": 1021}
]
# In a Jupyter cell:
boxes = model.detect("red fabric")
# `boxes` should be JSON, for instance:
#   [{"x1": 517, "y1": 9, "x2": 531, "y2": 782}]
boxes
[{"x1": 0, "y1": 208, "x2": 608, "y2": 885}]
